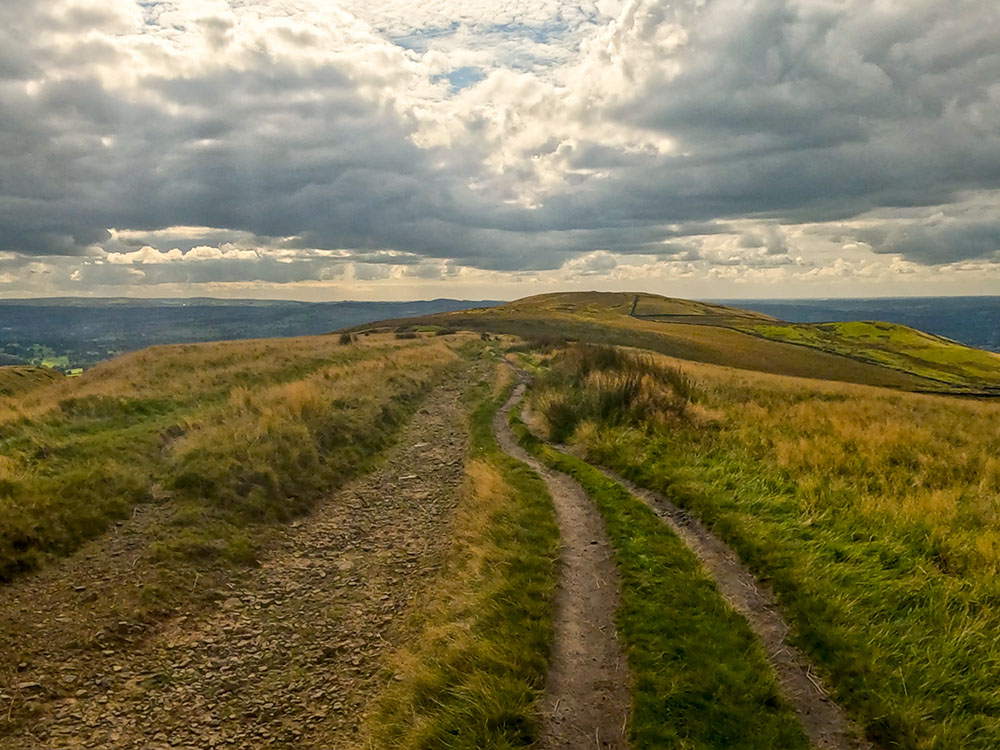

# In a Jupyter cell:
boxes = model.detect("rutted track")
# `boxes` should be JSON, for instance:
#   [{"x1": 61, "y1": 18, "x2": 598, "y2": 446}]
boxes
[
  {"x1": 0, "y1": 374, "x2": 472, "y2": 749},
  {"x1": 590, "y1": 464, "x2": 875, "y2": 749},
  {"x1": 508, "y1": 363, "x2": 875, "y2": 749},
  {"x1": 494, "y1": 383, "x2": 631, "y2": 750}
]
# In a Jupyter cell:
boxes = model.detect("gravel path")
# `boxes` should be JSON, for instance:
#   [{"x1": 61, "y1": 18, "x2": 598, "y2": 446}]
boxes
[
  {"x1": 494, "y1": 382, "x2": 631, "y2": 750},
  {"x1": 0, "y1": 374, "x2": 472, "y2": 749}
]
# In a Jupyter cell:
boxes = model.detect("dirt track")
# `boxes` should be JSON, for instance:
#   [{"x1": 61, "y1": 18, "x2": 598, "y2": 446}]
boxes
[
  {"x1": 0, "y1": 375, "x2": 471, "y2": 749},
  {"x1": 494, "y1": 382, "x2": 631, "y2": 750},
  {"x1": 593, "y1": 465, "x2": 876, "y2": 750}
]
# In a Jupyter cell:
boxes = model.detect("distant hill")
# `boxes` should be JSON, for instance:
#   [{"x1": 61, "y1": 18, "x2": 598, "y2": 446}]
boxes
[
  {"x1": 355, "y1": 291, "x2": 1000, "y2": 394},
  {"x1": 720, "y1": 297, "x2": 1000, "y2": 352},
  {"x1": 0, "y1": 297, "x2": 502, "y2": 370}
]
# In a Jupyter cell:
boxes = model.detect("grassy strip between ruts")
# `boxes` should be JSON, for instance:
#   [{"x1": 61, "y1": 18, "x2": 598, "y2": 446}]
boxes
[
  {"x1": 564, "y1": 356, "x2": 1000, "y2": 750},
  {"x1": 361, "y1": 362, "x2": 559, "y2": 750},
  {"x1": 509, "y1": 403, "x2": 811, "y2": 750}
]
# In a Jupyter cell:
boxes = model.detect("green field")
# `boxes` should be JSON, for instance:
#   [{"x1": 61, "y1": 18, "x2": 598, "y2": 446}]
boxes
[{"x1": 751, "y1": 320, "x2": 1000, "y2": 390}]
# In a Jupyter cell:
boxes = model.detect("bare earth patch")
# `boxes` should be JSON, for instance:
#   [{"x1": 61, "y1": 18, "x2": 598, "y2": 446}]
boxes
[
  {"x1": 0, "y1": 375, "x2": 472, "y2": 749},
  {"x1": 494, "y1": 383, "x2": 631, "y2": 750}
]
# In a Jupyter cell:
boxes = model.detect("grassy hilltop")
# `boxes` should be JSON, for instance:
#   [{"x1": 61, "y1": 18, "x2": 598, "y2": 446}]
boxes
[
  {"x1": 2, "y1": 291, "x2": 1000, "y2": 749},
  {"x1": 362, "y1": 290, "x2": 1000, "y2": 393}
]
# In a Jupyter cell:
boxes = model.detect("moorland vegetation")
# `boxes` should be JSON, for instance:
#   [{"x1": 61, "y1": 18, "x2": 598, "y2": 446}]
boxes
[
  {"x1": 4, "y1": 291, "x2": 1000, "y2": 750},
  {"x1": 0, "y1": 334, "x2": 459, "y2": 583},
  {"x1": 527, "y1": 341, "x2": 1000, "y2": 749}
]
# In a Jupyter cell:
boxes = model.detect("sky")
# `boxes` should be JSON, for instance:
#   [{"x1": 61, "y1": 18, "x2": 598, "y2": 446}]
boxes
[{"x1": 1, "y1": 0, "x2": 999, "y2": 301}]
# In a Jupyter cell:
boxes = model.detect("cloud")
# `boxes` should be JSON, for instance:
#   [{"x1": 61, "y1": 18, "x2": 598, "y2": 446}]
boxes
[
  {"x1": 859, "y1": 219, "x2": 1000, "y2": 265},
  {"x1": 0, "y1": 0, "x2": 999, "y2": 297}
]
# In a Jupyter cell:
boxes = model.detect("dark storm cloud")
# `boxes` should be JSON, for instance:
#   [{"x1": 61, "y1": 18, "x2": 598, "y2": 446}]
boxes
[
  {"x1": 858, "y1": 220, "x2": 1000, "y2": 264},
  {"x1": 583, "y1": 0, "x2": 1000, "y2": 258},
  {"x1": 0, "y1": 0, "x2": 998, "y2": 283}
]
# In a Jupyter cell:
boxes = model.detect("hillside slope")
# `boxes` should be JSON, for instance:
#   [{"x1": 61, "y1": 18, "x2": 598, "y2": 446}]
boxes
[
  {"x1": 750, "y1": 320, "x2": 1000, "y2": 390},
  {"x1": 0, "y1": 366, "x2": 63, "y2": 397},
  {"x1": 358, "y1": 291, "x2": 1000, "y2": 393},
  {"x1": 4, "y1": 295, "x2": 1000, "y2": 749}
]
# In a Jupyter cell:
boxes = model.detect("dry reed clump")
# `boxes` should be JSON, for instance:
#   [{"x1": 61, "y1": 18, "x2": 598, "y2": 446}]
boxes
[{"x1": 532, "y1": 343, "x2": 696, "y2": 442}]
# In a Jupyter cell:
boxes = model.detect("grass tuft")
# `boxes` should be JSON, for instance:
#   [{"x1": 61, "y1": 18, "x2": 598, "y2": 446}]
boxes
[{"x1": 532, "y1": 343, "x2": 694, "y2": 442}]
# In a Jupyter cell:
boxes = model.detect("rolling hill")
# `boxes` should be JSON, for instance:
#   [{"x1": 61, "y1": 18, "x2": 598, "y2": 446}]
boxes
[{"x1": 358, "y1": 291, "x2": 1000, "y2": 393}]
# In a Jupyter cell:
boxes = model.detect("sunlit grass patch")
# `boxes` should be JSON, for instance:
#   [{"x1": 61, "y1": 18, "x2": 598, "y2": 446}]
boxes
[
  {"x1": 510, "y1": 398, "x2": 809, "y2": 749},
  {"x1": 752, "y1": 320, "x2": 1000, "y2": 389}
]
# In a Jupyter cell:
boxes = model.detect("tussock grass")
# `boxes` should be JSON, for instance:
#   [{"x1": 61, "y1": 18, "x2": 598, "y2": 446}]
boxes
[
  {"x1": 161, "y1": 343, "x2": 457, "y2": 561},
  {"x1": 363, "y1": 363, "x2": 559, "y2": 749},
  {"x1": 538, "y1": 347, "x2": 1000, "y2": 749},
  {"x1": 0, "y1": 335, "x2": 459, "y2": 581},
  {"x1": 532, "y1": 343, "x2": 693, "y2": 442},
  {"x1": 510, "y1": 401, "x2": 809, "y2": 749}
]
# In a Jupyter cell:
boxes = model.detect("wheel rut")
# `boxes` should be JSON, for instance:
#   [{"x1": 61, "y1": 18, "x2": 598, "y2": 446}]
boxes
[
  {"x1": 581, "y1": 465, "x2": 876, "y2": 750},
  {"x1": 493, "y1": 382, "x2": 630, "y2": 750}
]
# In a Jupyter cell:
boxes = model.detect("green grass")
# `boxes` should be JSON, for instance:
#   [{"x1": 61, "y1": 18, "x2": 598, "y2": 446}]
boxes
[
  {"x1": 532, "y1": 343, "x2": 1000, "y2": 750},
  {"x1": 355, "y1": 291, "x2": 939, "y2": 390},
  {"x1": 509, "y1": 404, "x2": 810, "y2": 749},
  {"x1": 582, "y1": 427, "x2": 1000, "y2": 749},
  {"x1": 752, "y1": 320, "x2": 1000, "y2": 389},
  {"x1": 364, "y1": 362, "x2": 559, "y2": 749}
]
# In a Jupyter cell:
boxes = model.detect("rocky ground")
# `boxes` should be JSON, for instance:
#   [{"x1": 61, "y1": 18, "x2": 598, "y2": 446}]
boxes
[{"x1": 0, "y1": 371, "x2": 476, "y2": 749}]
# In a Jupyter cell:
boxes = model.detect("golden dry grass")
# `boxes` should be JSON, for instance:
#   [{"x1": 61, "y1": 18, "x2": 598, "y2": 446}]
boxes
[
  {"x1": 0, "y1": 333, "x2": 465, "y2": 580},
  {"x1": 692, "y1": 365, "x2": 1000, "y2": 574},
  {"x1": 362, "y1": 373, "x2": 558, "y2": 750}
]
